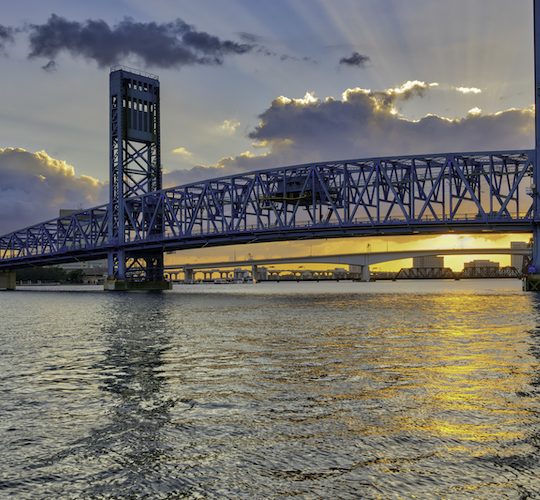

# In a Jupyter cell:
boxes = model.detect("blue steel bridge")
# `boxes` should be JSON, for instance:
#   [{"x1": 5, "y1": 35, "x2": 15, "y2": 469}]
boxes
[
  {"x1": 0, "y1": 145, "x2": 535, "y2": 287},
  {"x1": 2, "y1": 0, "x2": 540, "y2": 290},
  {"x1": 0, "y1": 149, "x2": 535, "y2": 269}
]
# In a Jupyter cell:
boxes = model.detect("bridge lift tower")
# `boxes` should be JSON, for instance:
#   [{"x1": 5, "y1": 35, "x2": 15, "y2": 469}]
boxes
[{"x1": 105, "y1": 67, "x2": 171, "y2": 291}]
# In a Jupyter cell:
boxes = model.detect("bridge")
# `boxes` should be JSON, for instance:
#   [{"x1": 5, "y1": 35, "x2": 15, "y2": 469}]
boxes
[
  {"x1": 163, "y1": 247, "x2": 531, "y2": 283},
  {"x1": 1, "y1": 3, "x2": 540, "y2": 291}
]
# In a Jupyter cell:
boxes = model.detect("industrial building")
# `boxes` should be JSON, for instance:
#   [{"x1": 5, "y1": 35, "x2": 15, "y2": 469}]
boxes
[
  {"x1": 412, "y1": 256, "x2": 445, "y2": 268},
  {"x1": 464, "y1": 260, "x2": 500, "y2": 269}
]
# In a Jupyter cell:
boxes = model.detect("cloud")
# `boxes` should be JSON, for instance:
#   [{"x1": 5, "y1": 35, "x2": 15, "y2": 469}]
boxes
[
  {"x1": 454, "y1": 86, "x2": 482, "y2": 94},
  {"x1": 41, "y1": 60, "x2": 57, "y2": 72},
  {"x1": 236, "y1": 31, "x2": 315, "y2": 63},
  {"x1": 27, "y1": 14, "x2": 254, "y2": 69},
  {"x1": 339, "y1": 51, "x2": 370, "y2": 67},
  {"x1": 171, "y1": 146, "x2": 193, "y2": 158},
  {"x1": 0, "y1": 24, "x2": 14, "y2": 52},
  {"x1": 219, "y1": 119, "x2": 240, "y2": 135},
  {"x1": 237, "y1": 32, "x2": 262, "y2": 44},
  {"x1": 164, "y1": 81, "x2": 533, "y2": 185},
  {"x1": 0, "y1": 148, "x2": 106, "y2": 234}
]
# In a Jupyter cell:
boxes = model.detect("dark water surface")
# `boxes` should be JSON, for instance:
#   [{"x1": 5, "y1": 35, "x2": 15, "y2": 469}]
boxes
[{"x1": 2, "y1": 280, "x2": 540, "y2": 498}]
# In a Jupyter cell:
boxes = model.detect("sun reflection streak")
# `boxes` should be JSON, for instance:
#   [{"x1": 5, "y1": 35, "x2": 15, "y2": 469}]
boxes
[{"x1": 309, "y1": 294, "x2": 538, "y2": 451}]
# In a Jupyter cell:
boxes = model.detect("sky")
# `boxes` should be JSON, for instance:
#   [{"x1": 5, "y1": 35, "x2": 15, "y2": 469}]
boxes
[{"x1": 0, "y1": 0, "x2": 536, "y2": 269}]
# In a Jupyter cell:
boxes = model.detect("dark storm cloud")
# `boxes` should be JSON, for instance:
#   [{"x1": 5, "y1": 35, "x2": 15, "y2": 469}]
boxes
[
  {"x1": 339, "y1": 51, "x2": 370, "y2": 67},
  {"x1": 165, "y1": 83, "x2": 533, "y2": 185},
  {"x1": 0, "y1": 25, "x2": 14, "y2": 51},
  {"x1": 27, "y1": 14, "x2": 255, "y2": 68}
]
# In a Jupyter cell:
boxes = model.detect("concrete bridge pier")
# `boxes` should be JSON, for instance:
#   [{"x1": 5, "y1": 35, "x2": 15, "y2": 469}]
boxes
[
  {"x1": 525, "y1": 225, "x2": 540, "y2": 290},
  {"x1": 104, "y1": 278, "x2": 172, "y2": 291},
  {"x1": 104, "y1": 252, "x2": 172, "y2": 291},
  {"x1": 184, "y1": 268, "x2": 194, "y2": 284},
  {"x1": 0, "y1": 271, "x2": 16, "y2": 290},
  {"x1": 361, "y1": 265, "x2": 371, "y2": 282}
]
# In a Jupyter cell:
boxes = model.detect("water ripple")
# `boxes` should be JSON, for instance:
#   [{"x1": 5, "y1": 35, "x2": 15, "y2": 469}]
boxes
[{"x1": 1, "y1": 282, "x2": 540, "y2": 497}]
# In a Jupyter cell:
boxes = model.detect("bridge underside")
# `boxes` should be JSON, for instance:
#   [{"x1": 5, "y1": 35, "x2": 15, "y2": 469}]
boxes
[{"x1": 0, "y1": 220, "x2": 533, "y2": 271}]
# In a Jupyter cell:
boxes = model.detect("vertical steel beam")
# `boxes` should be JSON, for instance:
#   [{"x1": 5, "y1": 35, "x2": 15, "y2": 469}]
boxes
[{"x1": 533, "y1": 0, "x2": 540, "y2": 270}]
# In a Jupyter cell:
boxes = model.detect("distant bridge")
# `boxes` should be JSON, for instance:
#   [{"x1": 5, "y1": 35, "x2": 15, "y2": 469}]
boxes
[{"x1": 163, "y1": 247, "x2": 530, "y2": 282}]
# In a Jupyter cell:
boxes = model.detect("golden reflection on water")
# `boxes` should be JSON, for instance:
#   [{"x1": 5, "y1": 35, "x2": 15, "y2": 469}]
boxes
[
  {"x1": 312, "y1": 294, "x2": 538, "y2": 449},
  {"x1": 3, "y1": 285, "x2": 540, "y2": 497}
]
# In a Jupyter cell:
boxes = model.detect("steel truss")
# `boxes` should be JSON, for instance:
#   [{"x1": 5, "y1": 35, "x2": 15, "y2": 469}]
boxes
[
  {"x1": 460, "y1": 266, "x2": 521, "y2": 279},
  {"x1": 0, "y1": 205, "x2": 110, "y2": 266},
  {"x1": 0, "y1": 150, "x2": 536, "y2": 270},
  {"x1": 121, "y1": 150, "x2": 535, "y2": 246}
]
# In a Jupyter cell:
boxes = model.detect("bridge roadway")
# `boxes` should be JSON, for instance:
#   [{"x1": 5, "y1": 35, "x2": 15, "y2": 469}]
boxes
[{"x1": 164, "y1": 247, "x2": 531, "y2": 282}]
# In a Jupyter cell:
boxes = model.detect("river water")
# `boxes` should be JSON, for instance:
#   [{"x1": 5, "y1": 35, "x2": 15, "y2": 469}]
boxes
[{"x1": 2, "y1": 280, "x2": 540, "y2": 498}]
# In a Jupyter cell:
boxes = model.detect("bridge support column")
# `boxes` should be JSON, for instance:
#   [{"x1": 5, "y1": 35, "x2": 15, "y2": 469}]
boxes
[
  {"x1": 252, "y1": 265, "x2": 259, "y2": 283},
  {"x1": 361, "y1": 265, "x2": 371, "y2": 282},
  {"x1": 528, "y1": 1, "x2": 540, "y2": 291},
  {"x1": 104, "y1": 278, "x2": 171, "y2": 291},
  {"x1": 0, "y1": 271, "x2": 16, "y2": 290},
  {"x1": 184, "y1": 268, "x2": 194, "y2": 284},
  {"x1": 525, "y1": 225, "x2": 540, "y2": 290}
]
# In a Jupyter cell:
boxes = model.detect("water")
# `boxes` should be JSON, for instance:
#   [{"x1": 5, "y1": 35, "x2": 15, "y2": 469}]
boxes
[{"x1": 2, "y1": 280, "x2": 540, "y2": 498}]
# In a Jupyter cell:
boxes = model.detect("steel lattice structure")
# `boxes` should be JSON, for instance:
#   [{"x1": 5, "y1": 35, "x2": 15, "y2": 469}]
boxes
[
  {"x1": 108, "y1": 67, "x2": 163, "y2": 281},
  {"x1": 0, "y1": 149, "x2": 536, "y2": 271}
]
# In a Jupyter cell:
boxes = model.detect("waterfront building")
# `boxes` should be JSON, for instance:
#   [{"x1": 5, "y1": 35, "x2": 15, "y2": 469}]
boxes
[
  {"x1": 464, "y1": 259, "x2": 500, "y2": 269},
  {"x1": 412, "y1": 256, "x2": 445, "y2": 268}
]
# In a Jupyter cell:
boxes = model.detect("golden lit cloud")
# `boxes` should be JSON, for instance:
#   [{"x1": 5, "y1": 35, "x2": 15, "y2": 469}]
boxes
[
  {"x1": 455, "y1": 86, "x2": 482, "y2": 95},
  {"x1": 171, "y1": 146, "x2": 193, "y2": 158},
  {"x1": 388, "y1": 80, "x2": 439, "y2": 96},
  {"x1": 164, "y1": 81, "x2": 533, "y2": 192},
  {"x1": 275, "y1": 91, "x2": 319, "y2": 106},
  {"x1": 468, "y1": 107, "x2": 482, "y2": 116},
  {"x1": 219, "y1": 119, "x2": 241, "y2": 135},
  {"x1": 0, "y1": 148, "x2": 106, "y2": 233}
]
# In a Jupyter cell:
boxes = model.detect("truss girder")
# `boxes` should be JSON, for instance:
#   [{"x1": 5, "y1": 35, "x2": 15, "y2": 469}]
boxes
[
  {"x1": 0, "y1": 150, "x2": 536, "y2": 268},
  {"x1": 0, "y1": 206, "x2": 109, "y2": 262},
  {"x1": 121, "y1": 150, "x2": 535, "y2": 243}
]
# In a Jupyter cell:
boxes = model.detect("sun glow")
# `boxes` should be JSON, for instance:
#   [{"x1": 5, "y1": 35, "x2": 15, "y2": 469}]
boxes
[{"x1": 165, "y1": 233, "x2": 530, "y2": 272}]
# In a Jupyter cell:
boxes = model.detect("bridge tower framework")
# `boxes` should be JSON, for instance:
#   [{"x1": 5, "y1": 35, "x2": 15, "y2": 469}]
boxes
[
  {"x1": 525, "y1": 0, "x2": 540, "y2": 289},
  {"x1": 106, "y1": 67, "x2": 170, "y2": 290}
]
